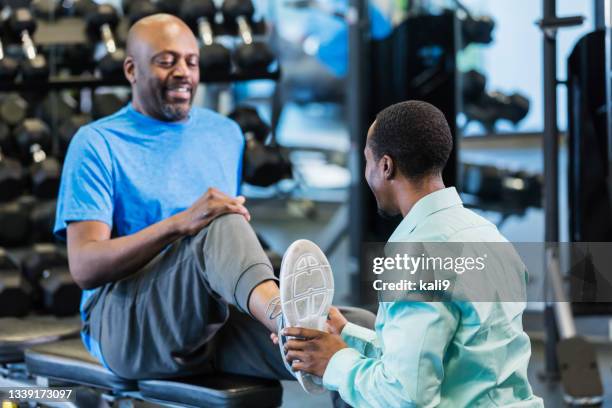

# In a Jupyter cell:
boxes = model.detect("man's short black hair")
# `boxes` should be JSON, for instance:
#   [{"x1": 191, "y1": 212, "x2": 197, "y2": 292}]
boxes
[{"x1": 369, "y1": 100, "x2": 453, "y2": 180}]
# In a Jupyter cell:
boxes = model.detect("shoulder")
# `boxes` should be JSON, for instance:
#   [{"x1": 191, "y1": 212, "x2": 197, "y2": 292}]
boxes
[{"x1": 413, "y1": 206, "x2": 500, "y2": 242}]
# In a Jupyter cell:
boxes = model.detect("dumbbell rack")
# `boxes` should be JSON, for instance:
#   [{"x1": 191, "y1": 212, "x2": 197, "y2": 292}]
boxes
[{"x1": 0, "y1": 6, "x2": 282, "y2": 320}]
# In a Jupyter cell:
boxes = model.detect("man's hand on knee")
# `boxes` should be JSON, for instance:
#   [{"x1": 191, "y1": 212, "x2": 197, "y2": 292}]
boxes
[{"x1": 172, "y1": 188, "x2": 251, "y2": 236}]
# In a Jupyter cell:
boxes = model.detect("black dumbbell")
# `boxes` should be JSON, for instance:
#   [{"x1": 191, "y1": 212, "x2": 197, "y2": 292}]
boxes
[
  {"x1": 157, "y1": 0, "x2": 184, "y2": 15},
  {"x1": 0, "y1": 93, "x2": 28, "y2": 127},
  {"x1": 22, "y1": 244, "x2": 81, "y2": 316},
  {"x1": 30, "y1": 199, "x2": 57, "y2": 243},
  {"x1": 229, "y1": 106, "x2": 292, "y2": 187},
  {"x1": 0, "y1": 248, "x2": 31, "y2": 317},
  {"x1": 0, "y1": 199, "x2": 30, "y2": 247},
  {"x1": 14, "y1": 118, "x2": 61, "y2": 199},
  {"x1": 181, "y1": 0, "x2": 232, "y2": 76},
  {"x1": 0, "y1": 149, "x2": 25, "y2": 202},
  {"x1": 92, "y1": 92, "x2": 125, "y2": 119},
  {"x1": 31, "y1": 0, "x2": 61, "y2": 20},
  {"x1": 60, "y1": 0, "x2": 98, "y2": 17},
  {"x1": 0, "y1": 120, "x2": 18, "y2": 157},
  {"x1": 462, "y1": 163, "x2": 503, "y2": 201},
  {"x1": 127, "y1": 0, "x2": 159, "y2": 26},
  {"x1": 221, "y1": 0, "x2": 274, "y2": 72},
  {"x1": 58, "y1": 114, "x2": 91, "y2": 156},
  {"x1": 0, "y1": 22, "x2": 19, "y2": 82},
  {"x1": 9, "y1": 7, "x2": 50, "y2": 81},
  {"x1": 229, "y1": 106, "x2": 269, "y2": 143},
  {"x1": 85, "y1": 4, "x2": 126, "y2": 79},
  {"x1": 462, "y1": 70, "x2": 486, "y2": 104}
]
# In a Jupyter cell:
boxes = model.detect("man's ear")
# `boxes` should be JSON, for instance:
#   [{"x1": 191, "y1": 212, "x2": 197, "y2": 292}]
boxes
[
  {"x1": 124, "y1": 56, "x2": 136, "y2": 84},
  {"x1": 381, "y1": 154, "x2": 395, "y2": 180}
]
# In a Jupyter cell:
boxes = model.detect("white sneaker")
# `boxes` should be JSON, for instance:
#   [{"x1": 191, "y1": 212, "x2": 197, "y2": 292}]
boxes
[{"x1": 278, "y1": 239, "x2": 334, "y2": 394}]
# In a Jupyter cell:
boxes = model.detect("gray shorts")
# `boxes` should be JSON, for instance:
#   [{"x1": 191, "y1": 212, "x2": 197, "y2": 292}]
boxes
[
  {"x1": 86, "y1": 214, "x2": 277, "y2": 379},
  {"x1": 84, "y1": 213, "x2": 376, "y2": 388}
]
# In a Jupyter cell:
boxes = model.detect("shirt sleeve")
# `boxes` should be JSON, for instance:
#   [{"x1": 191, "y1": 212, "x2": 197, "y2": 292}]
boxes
[
  {"x1": 54, "y1": 126, "x2": 114, "y2": 241},
  {"x1": 323, "y1": 302, "x2": 459, "y2": 408},
  {"x1": 341, "y1": 322, "x2": 380, "y2": 358}
]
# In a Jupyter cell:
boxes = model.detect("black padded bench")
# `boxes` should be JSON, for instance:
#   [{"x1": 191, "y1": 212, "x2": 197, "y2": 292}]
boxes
[
  {"x1": 25, "y1": 339, "x2": 283, "y2": 407},
  {"x1": 0, "y1": 317, "x2": 80, "y2": 364}
]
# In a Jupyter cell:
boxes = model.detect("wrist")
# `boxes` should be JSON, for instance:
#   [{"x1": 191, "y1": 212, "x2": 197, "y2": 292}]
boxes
[{"x1": 165, "y1": 212, "x2": 188, "y2": 239}]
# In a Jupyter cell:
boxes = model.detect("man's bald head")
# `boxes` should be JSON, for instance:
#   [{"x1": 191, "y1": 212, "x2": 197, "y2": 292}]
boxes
[
  {"x1": 126, "y1": 14, "x2": 196, "y2": 60},
  {"x1": 123, "y1": 14, "x2": 200, "y2": 122}
]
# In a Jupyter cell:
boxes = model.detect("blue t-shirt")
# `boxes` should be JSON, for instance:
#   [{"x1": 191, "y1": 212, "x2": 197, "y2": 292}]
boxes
[{"x1": 54, "y1": 103, "x2": 244, "y2": 366}]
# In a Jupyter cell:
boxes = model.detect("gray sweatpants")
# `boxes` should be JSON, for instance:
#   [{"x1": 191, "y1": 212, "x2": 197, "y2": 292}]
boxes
[{"x1": 85, "y1": 214, "x2": 376, "y2": 384}]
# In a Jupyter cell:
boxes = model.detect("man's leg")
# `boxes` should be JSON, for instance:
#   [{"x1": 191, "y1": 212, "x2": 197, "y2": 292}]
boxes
[
  {"x1": 89, "y1": 214, "x2": 281, "y2": 378},
  {"x1": 211, "y1": 305, "x2": 376, "y2": 392}
]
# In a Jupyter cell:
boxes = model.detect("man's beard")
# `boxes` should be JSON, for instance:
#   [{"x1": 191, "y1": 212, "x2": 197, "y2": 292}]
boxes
[{"x1": 161, "y1": 102, "x2": 190, "y2": 121}]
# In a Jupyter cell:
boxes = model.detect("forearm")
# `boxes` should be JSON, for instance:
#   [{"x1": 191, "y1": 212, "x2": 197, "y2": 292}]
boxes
[
  {"x1": 69, "y1": 214, "x2": 185, "y2": 289},
  {"x1": 323, "y1": 350, "x2": 419, "y2": 408}
]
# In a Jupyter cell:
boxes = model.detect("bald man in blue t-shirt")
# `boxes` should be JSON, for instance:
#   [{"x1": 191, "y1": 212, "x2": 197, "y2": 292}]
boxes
[{"x1": 53, "y1": 15, "x2": 377, "y2": 390}]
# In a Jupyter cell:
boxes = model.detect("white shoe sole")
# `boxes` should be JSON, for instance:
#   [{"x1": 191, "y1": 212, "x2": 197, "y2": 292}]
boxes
[{"x1": 279, "y1": 239, "x2": 334, "y2": 394}]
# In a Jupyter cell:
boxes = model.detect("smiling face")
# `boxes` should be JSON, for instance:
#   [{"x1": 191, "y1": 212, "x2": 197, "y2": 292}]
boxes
[{"x1": 124, "y1": 14, "x2": 200, "y2": 122}]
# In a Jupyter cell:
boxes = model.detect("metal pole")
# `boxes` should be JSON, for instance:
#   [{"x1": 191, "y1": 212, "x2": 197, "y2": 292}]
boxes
[
  {"x1": 605, "y1": 0, "x2": 612, "y2": 202},
  {"x1": 596, "y1": 0, "x2": 606, "y2": 30},
  {"x1": 347, "y1": 0, "x2": 370, "y2": 303},
  {"x1": 544, "y1": 0, "x2": 559, "y2": 244},
  {"x1": 543, "y1": 0, "x2": 560, "y2": 377}
]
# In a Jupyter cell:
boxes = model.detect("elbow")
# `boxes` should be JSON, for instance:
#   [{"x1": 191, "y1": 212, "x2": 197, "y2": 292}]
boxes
[{"x1": 69, "y1": 262, "x2": 101, "y2": 290}]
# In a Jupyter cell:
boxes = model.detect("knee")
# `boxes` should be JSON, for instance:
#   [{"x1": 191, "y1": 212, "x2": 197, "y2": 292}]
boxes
[
  {"x1": 339, "y1": 306, "x2": 376, "y2": 330},
  {"x1": 209, "y1": 213, "x2": 251, "y2": 232}
]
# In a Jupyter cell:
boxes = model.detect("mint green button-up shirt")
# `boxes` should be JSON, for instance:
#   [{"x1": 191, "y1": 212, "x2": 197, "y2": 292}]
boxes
[{"x1": 322, "y1": 187, "x2": 543, "y2": 407}]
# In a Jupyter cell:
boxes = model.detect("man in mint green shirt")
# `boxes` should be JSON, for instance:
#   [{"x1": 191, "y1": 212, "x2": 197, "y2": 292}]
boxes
[{"x1": 282, "y1": 101, "x2": 543, "y2": 407}]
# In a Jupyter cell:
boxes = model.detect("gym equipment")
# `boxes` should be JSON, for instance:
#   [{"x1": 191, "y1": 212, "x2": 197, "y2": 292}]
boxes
[
  {"x1": 221, "y1": 0, "x2": 275, "y2": 72},
  {"x1": 461, "y1": 162, "x2": 542, "y2": 208},
  {"x1": 0, "y1": 122, "x2": 12, "y2": 155},
  {"x1": 156, "y1": 0, "x2": 184, "y2": 15},
  {"x1": 14, "y1": 118, "x2": 61, "y2": 199},
  {"x1": 462, "y1": 69, "x2": 530, "y2": 132},
  {"x1": 60, "y1": 0, "x2": 98, "y2": 17},
  {"x1": 30, "y1": 199, "x2": 56, "y2": 243},
  {"x1": 461, "y1": 15, "x2": 494, "y2": 46},
  {"x1": 19, "y1": 338, "x2": 282, "y2": 406},
  {"x1": 85, "y1": 4, "x2": 126, "y2": 79},
  {"x1": 229, "y1": 106, "x2": 292, "y2": 186},
  {"x1": 180, "y1": 0, "x2": 232, "y2": 76},
  {"x1": 39, "y1": 92, "x2": 76, "y2": 128},
  {"x1": 58, "y1": 113, "x2": 91, "y2": 155},
  {"x1": 92, "y1": 92, "x2": 125, "y2": 119},
  {"x1": 22, "y1": 244, "x2": 81, "y2": 316},
  {"x1": 0, "y1": 200, "x2": 30, "y2": 247},
  {"x1": 0, "y1": 248, "x2": 31, "y2": 317},
  {"x1": 127, "y1": 0, "x2": 159, "y2": 26},
  {"x1": 8, "y1": 7, "x2": 50, "y2": 81},
  {"x1": 0, "y1": 148, "x2": 25, "y2": 202},
  {"x1": 0, "y1": 22, "x2": 18, "y2": 82},
  {"x1": 32, "y1": 0, "x2": 61, "y2": 20},
  {"x1": 229, "y1": 106, "x2": 270, "y2": 143},
  {"x1": 0, "y1": 93, "x2": 28, "y2": 127}
]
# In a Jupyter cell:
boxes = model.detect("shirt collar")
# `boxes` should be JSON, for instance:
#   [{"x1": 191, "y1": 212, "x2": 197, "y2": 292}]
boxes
[{"x1": 389, "y1": 187, "x2": 463, "y2": 240}]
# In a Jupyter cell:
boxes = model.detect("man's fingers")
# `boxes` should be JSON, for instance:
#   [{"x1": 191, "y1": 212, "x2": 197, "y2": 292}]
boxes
[
  {"x1": 285, "y1": 350, "x2": 306, "y2": 364},
  {"x1": 291, "y1": 361, "x2": 306, "y2": 372},
  {"x1": 284, "y1": 338, "x2": 307, "y2": 352},
  {"x1": 270, "y1": 333, "x2": 279, "y2": 345},
  {"x1": 282, "y1": 327, "x2": 321, "y2": 338}
]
